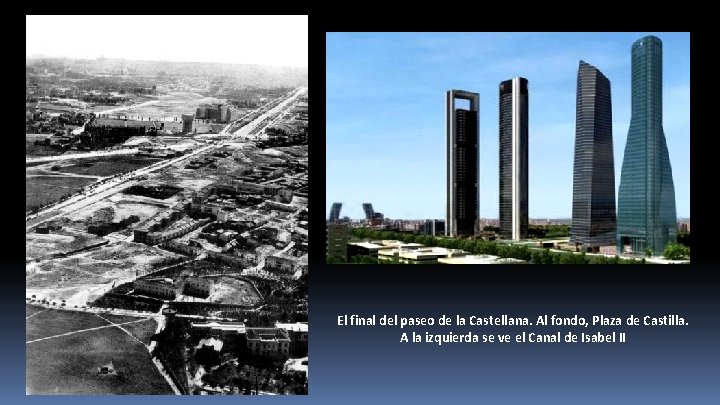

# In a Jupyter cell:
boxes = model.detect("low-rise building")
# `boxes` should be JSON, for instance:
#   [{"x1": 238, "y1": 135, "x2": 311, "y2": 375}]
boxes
[
  {"x1": 246, "y1": 327, "x2": 291, "y2": 364},
  {"x1": 346, "y1": 241, "x2": 383, "y2": 260},
  {"x1": 182, "y1": 277, "x2": 215, "y2": 298},
  {"x1": 134, "y1": 278, "x2": 177, "y2": 299},
  {"x1": 437, "y1": 255, "x2": 525, "y2": 264},
  {"x1": 378, "y1": 247, "x2": 467, "y2": 264},
  {"x1": 265, "y1": 254, "x2": 296, "y2": 274},
  {"x1": 191, "y1": 321, "x2": 246, "y2": 339},
  {"x1": 275, "y1": 322, "x2": 308, "y2": 357}
]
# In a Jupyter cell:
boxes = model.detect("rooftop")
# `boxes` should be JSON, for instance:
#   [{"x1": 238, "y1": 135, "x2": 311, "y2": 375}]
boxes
[
  {"x1": 191, "y1": 321, "x2": 246, "y2": 334},
  {"x1": 246, "y1": 327, "x2": 290, "y2": 341},
  {"x1": 92, "y1": 118, "x2": 165, "y2": 128},
  {"x1": 348, "y1": 242, "x2": 384, "y2": 250},
  {"x1": 275, "y1": 322, "x2": 308, "y2": 333},
  {"x1": 140, "y1": 277, "x2": 175, "y2": 285},
  {"x1": 438, "y1": 255, "x2": 526, "y2": 264}
]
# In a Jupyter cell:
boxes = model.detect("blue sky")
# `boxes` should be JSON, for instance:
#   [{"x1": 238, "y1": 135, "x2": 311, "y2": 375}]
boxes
[{"x1": 326, "y1": 32, "x2": 690, "y2": 220}]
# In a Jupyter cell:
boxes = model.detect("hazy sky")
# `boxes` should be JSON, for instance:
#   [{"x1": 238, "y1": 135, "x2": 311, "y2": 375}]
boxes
[
  {"x1": 26, "y1": 15, "x2": 308, "y2": 67},
  {"x1": 327, "y1": 32, "x2": 690, "y2": 220}
]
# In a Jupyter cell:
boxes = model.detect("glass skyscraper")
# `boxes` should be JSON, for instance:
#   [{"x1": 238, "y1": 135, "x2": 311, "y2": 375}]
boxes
[
  {"x1": 362, "y1": 203, "x2": 375, "y2": 220},
  {"x1": 616, "y1": 35, "x2": 677, "y2": 255},
  {"x1": 328, "y1": 202, "x2": 342, "y2": 222},
  {"x1": 499, "y1": 77, "x2": 528, "y2": 241},
  {"x1": 570, "y1": 61, "x2": 616, "y2": 248},
  {"x1": 446, "y1": 90, "x2": 479, "y2": 237}
]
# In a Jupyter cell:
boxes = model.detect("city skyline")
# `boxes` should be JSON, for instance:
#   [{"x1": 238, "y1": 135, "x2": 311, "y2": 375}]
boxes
[{"x1": 326, "y1": 32, "x2": 690, "y2": 220}]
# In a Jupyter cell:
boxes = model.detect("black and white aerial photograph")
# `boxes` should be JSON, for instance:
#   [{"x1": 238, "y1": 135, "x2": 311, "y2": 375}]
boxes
[{"x1": 26, "y1": 14, "x2": 308, "y2": 395}]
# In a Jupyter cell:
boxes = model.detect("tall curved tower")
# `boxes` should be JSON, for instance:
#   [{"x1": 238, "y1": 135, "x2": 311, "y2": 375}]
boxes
[{"x1": 616, "y1": 35, "x2": 677, "y2": 255}]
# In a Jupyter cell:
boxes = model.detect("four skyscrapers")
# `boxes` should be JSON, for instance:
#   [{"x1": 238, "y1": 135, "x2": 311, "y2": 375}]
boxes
[{"x1": 444, "y1": 34, "x2": 679, "y2": 256}]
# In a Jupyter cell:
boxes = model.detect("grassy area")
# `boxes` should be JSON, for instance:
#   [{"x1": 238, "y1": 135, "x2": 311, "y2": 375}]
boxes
[
  {"x1": 57, "y1": 156, "x2": 161, "y2": 177},
  {"x1": 122, "y1": 319, "x2": 159, "y2": 345},
  {"x1": 97, "y1": 313, "x2": 149, "y2": 325},
  {"x1": 26, "y1": 175, "x2": 96, "y2": 212},
  {"x1": 26, "y1": 139, "x2": 65, "y2": 158},
  {"x1": 26, "y1": 304, "x2": 46, "y2": 318},
  {"x1": 26, "y1": 306, "x2": 109, "y2": 342},
  {"x1": 26, "y1": 324, "x2": 173, "y2": 394}
]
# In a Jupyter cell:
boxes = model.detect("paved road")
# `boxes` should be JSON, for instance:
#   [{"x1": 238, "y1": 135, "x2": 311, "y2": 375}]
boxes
[{"x1": 26, "y1": 148, "x2": 139, "y2": 163}]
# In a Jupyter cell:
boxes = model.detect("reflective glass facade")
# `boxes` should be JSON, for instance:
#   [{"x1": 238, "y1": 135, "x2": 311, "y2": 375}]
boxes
[
  {"x1": 362, "y1": 203, "x2": 374, "y2": 220},
  {"x1": 499, "y1": 78, "x2": 528, "y2": 240},
  {"x1": 570, "y1": 61, "x2": 616, "y2": 247},
  {"x1": 617, "y1": 36, "x2": 677, "y2": 255},
  {"x1": 446, "y1": 90, "x2": 479, "y2": 237},
  {"x1": 328, "y1": 202, "x2": 342, "y2": 222}
]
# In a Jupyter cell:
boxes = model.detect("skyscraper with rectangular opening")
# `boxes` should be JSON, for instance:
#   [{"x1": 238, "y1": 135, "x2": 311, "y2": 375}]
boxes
[
  {"x1": 570, "y1": 61, "x2": 616, "y2": 249},
  {"x1": 446, "y1": 90, "x2": 479, "y2": 237},
  {"x1": 499, "y1": 77, "x2": 528, "y2": 241},
  {"x1": 617, "y1": 35, "x2": 677, "y2": 256}
]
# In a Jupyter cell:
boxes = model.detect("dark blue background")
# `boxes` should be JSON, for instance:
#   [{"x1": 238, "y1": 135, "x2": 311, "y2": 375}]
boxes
[
  {"x1": 15, "y1": 8, "x2": 714, "y2": 405},
  {"x1": 10, "y1": 268, "x2": 720, "y2": 403}
]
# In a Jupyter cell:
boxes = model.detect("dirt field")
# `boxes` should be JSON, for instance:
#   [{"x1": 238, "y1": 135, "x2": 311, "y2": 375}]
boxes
[
  {"x1": 26, "y1": 306, "x2": 172, "y2": 394},
  {"x1": 62, "y1": 193, "x2": 174, "y2": 225},
  {"x1": 26, "y1": 229, "x2": 107, "y2": 261},
  {"x1": 27, "y1": 241, "x2": 182, "y2": 305},
  {"x1": 119, "y1": 94, "x2": 224, "y2": 121},
  {"x1": 207, "y1": 276, "x2": 263, "y2": 306}
]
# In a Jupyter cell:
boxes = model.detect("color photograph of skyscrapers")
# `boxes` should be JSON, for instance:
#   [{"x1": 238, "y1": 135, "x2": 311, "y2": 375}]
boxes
[{"x1": 326, "y1": 32, "x2": 690, "y2": 264}]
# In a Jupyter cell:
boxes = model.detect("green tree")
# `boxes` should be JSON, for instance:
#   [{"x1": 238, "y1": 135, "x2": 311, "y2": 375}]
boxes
[
  {"x1": 516, "y1": 246, "x2": 532, "y2": 261},
  {"x1": 416, "y1": 235, "x2": 430, "y2": 246},
  {"x1": 589, "y1": 255, "x2": 609, "y2": 264},
  {"x1": 326, "y1": 256, "x2": 347, "y2": 264},
  {"x1": 460, "y1": 240, "x2": 476, "y2": 253},
  {"x1": 663, "y1": 243, "x2": 690, "y2": 260}
]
